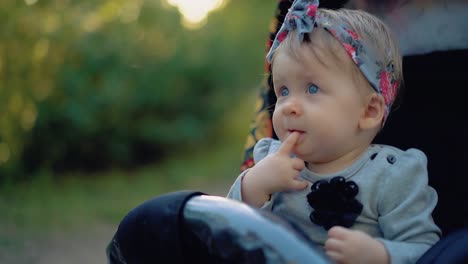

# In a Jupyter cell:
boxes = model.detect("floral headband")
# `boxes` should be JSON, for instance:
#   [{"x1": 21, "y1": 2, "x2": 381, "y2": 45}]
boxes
[{"x1": 266, "y1": 0, "x2": 399, "y2": 123}]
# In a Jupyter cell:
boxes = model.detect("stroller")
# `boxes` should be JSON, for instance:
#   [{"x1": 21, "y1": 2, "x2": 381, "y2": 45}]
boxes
[{"x1": 107, "y1": 1, "x2": 468, "y2": 263}]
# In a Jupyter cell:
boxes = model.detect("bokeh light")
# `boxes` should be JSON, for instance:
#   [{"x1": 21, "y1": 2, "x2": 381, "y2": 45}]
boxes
[{"x1": 167, "y1": 0, "x2": 227, "y2": 29}]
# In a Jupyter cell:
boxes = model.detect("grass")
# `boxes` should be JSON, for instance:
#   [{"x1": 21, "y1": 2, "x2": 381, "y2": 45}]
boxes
[
  {"x1": 0, "y1": 143, "x2": 240, "y2": 232},
  {"x1": 0, "y1": 136, "x2": 248, "y2": 262},
  {"x1": 0, "y1": 93, "x2": 256, "y2": 235}
]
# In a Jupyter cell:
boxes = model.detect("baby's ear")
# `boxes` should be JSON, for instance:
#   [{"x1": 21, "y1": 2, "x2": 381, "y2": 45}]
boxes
[{"x1": 359, "y1": 93, "x2": 385, "y2": 130}]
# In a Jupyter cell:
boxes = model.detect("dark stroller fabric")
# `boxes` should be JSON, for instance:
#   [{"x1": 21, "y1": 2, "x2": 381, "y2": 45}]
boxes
[
  {"x1": 416, "y1": 228, "x2": 468, "y2": 264},
  {"x1": 107, "y1": 191, "x2": 204, "y2": 263}
]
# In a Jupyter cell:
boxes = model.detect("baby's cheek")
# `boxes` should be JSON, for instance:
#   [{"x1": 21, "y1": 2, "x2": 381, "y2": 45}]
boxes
[{"x1": 272, "y1": 118, "x2": 284, "y2": 139}]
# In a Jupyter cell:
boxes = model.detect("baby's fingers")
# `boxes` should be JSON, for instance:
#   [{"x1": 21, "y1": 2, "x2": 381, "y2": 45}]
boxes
[
  {"x1": 291, "y1": 158, "x2": 305, "y2": 171},
  {"x1": 288, "y1": 178, "x2": 308, "y2": 190},
  {"x1": 325, "y1": 250, "x2": 344, "y2": 264},
  {"x1": 324, "y1": 237, "x2": 344, "y2": 252},
  {"x1": 278, "y1": 132, "x2": 300, "y2": 156},
  {"x1": 325, "y1": 238, "x2": 345, "y2": 264}
]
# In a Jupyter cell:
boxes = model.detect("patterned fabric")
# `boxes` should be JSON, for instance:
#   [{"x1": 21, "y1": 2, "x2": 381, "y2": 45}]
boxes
[
  {"x1": 267, "y1": 0, "x2": 399, "y2": 122},
  {"x1": 266, "y1": 0, "x2": 319, "y2": 63}
]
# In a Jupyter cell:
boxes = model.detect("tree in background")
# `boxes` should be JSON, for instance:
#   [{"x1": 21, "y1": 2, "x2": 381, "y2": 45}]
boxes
[{"x1": 0, "y1": 0, "x2": 272, "y2": 181}]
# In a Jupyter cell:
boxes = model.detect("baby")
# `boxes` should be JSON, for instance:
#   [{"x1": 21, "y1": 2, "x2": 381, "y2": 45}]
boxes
[{"x1": 228, "y1": 1, "x2": 441, "y2": 263}]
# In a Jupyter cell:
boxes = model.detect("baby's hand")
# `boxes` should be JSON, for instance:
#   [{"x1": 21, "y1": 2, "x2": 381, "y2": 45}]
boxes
[
  {"x1": 324, "y1": 226, "x2": 390, "y2": 264},
  {"x1": 241, "y1": 132, "x2": 308, "y2": 206}
]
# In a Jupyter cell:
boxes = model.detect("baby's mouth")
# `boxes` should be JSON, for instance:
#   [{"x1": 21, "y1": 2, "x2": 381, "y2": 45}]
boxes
[{"x1": 288, "y1": 129, "x2": 305, "y2": 134}]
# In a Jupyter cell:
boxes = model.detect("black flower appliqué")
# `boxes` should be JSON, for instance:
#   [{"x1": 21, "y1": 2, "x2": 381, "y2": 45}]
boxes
[{"x1": 306, "y1": 176, "x2": 363, "y2": 230}]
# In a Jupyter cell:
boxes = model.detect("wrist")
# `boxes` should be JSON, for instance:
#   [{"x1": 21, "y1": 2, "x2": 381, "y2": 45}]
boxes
[
  {"x1": 375, "y1": 240, "x2": 390, "y2": 264},
  {"x1": 241, "y1": 170, "x2": 272, "y2": 207}
]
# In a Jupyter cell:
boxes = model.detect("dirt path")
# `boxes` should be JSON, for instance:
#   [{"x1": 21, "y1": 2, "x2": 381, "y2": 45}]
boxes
[
  {"x1": 38, "y1": 224, "x2": 117, "y2": 264},
  {"x1": 1, "y1": 181, "x2": 230, "y2": 264},
  {"x1": 0, "y1": 223, "x2": 117, "y2": 264}
]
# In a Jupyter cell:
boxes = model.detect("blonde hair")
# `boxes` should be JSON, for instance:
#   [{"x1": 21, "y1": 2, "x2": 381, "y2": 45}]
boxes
[
  {"x1": 320, "y1": 8, "x2": 403, "y2": 85},
  {"x1": 272, "y1": 8, "x2": 403, "y2": 94}
]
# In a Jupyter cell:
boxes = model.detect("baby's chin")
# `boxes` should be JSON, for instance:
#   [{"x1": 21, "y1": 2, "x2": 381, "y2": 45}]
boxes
[{"x1": 292, "y1": 149, "x2": 307, "y2": 160}]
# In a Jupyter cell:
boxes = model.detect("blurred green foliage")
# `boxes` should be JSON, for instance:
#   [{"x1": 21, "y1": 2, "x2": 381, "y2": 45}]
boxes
[{"x1": 0, "y1": 0, "x2": 273, "y2": 180}]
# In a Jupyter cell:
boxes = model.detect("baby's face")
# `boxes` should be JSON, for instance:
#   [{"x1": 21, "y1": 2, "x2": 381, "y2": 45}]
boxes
[{"x1": 271, "y1": 42, "x2": 369, "y2": 168}]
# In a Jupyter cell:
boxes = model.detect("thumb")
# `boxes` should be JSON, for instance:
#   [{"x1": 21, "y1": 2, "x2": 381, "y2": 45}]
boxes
[{"x1": 278, "y1": 132, "x2": 300, "y2": 155}]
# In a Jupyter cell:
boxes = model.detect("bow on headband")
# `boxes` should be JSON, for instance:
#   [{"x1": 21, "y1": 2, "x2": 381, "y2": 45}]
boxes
[{"x1": 266, "y1": 0, "x2": 399, "y2": 123}]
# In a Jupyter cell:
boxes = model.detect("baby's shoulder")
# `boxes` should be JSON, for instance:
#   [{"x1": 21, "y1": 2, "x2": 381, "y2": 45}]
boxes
[
  {"x1": 369, "y1": 144, "x2": 429, "y2": 185},
  {"x1": 371, "y1": 144, "x2": 428, "y2": 166}
]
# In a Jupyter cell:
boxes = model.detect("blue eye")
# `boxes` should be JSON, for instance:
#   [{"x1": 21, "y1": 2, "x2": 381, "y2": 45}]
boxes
[
  {"x1": 308, "y1": 84, "x2": 319, "y2": 94},
  {"x1": 280, "y1": 87, "x2": 289, "y2": 97}
]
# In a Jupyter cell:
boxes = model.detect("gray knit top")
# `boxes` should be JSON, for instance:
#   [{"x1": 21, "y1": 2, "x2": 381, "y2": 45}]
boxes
[{"x1": 227, "y1": 138, "x2": 441, "y2": 264}]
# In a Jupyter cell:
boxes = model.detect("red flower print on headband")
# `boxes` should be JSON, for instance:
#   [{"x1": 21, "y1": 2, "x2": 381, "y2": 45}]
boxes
[
  {"x1": 343, "y1": 43, "x2": 358, "y2": 64},
  {"x1": 327, "y1": 28, "x2": 337, "y2": 36},
  {"x1": 277, "y1": 30, "x2": 289, "y2": 43},
  {"x1": 307, "y1": 4, "x2": 318, "y2": 17},
  {"x1": 346, "y1": 29, "x2": 359, "y2": 40},
  {"x1": 380, "y1": 71, "x2": 397, "y2": 106}
]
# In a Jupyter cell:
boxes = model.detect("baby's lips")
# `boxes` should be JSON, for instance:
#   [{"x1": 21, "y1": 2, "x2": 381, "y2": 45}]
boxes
[
  {"x1": 287, "y1": 129, "x2": 305, "y2": 141},
  {"x1": 287, "y1": 129, "x2": 305, "y2": 134}
]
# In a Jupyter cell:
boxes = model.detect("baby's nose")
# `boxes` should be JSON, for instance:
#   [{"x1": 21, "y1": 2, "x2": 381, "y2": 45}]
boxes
[{"x1": 282, "y1": 98, "x2": 302, "y2": 116}]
